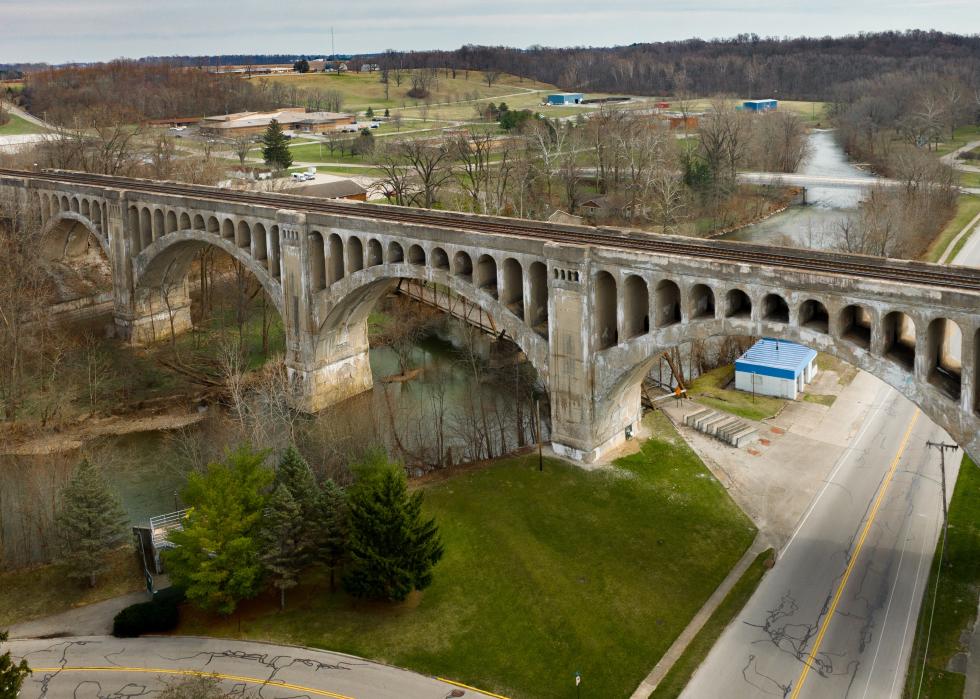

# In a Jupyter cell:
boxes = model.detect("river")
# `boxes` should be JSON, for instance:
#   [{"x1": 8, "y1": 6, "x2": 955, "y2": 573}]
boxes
[{"x1": 721, "y1": 129, "x2": 871, "y2": 248}]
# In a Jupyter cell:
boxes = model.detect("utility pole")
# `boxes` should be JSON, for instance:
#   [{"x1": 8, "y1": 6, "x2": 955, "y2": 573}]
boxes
[{"x1": 925, "y1": 441, "x2": 958, "y2": 529}]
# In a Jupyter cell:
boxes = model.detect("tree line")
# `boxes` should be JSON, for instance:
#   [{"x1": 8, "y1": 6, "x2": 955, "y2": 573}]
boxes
[{"x1": 364, "y1": 32, "x2": 980, "y2": 101}]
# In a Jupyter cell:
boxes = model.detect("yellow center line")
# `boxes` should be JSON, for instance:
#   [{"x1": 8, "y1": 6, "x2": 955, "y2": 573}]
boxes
[
  {"x1": 437, "y1": 676, "x2": 512, "y2": 698},
  {"x1": 789, "y1": 409, "x2": 920, "y2": 699},
  {"x1": 31, "y1": 666, "x2": 355, "y2": 699}
]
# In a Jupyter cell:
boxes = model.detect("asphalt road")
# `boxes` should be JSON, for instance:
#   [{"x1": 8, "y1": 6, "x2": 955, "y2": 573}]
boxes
[
  {"x1": 8, "y1": 636, "x2": 491, "y2": 699},
  {"x1": 681, "y1": 213, "x2": 980, "y2": 699},
  {"x1": 681, "y1": 382, "x2": 956, "y2": 698}
]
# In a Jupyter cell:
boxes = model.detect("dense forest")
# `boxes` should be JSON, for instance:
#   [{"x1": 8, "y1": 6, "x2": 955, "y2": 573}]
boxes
[{"x1": 362, "y1": 31, "x2": 980, "y2": 100}]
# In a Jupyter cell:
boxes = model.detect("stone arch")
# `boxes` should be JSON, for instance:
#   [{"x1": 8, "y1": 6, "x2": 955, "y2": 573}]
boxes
[
  {"x1": 367, "y1": 239, "x2": 383, "y2": 266},
  {"x1": 883, "y1": 311, "x2": 916, "y2": 372},
  {"x1": 152, "y1": 209, "x2": 164, "y2": 241},
  {"x1": 328, "y1": 234, "x2": 344, "y2": 283},
  {"x1": 595, "y1": 270, "x2": 618, "y2": 350},
  {"x1": 623, "y1": 274, "x2": 649, "y2": 339},
  {"x1": 387, "y1": 241, "x2": 404, "y2": 263},
  {"x1": 133, "y1": 233, "x2": 283, "y2": 319},
  {"x1": 39, "y1": 211, "x2": 109, "y2": 260},
  {"x1": 596, "y1": 323, "x2": 978, "y2": 467},
  {"x1": 70, "y1": 196, "x2": 79, "y2": 213},
  {"x1": 221, "y1": 218, "x2": 234, "y2": 240},
  {"x1": 166, "y1": 210, "x2": 178, "y2": 235},
  {"x1": 799, "y1": 299, "x2": 829, "y2": 334},
  {"x1": 762, "y1": 293, "x2": 789, "y2": 323},
  {"x1": 128, "y1": 207, "x2": 141, "y2": 252},
  {"x1": 408, "y1": 244, "x2": 426, "y2": 266},
  {"x1": 839, "y1": 304, "x2": 872, "y2": 350},
  {"x1": 179, "y1": 212, "x2": 191, "y2": 230},
  {"x1": 431, "y1": 247, "x2": 450, "y2": 270},
  {"x1": 501, "y1": 258, "x2": 524, "y2": 317},
  {"x1": 90, "y1": 202, "x2": 103, "y2": 233},
  {"x1": 192, "y1": 214, "x2": 205, "y2": 231},
  {"x1": 316, "y1": 266, "x2": 549, "y2": 382},
  {"x1": 60, "y1": 195, "x2": 69, "y2": 212},
  {"x1": 453, "y1": 251, "x2": 473, "y2": 282},
  {"x1": 476, "y1": 254, "x2": 498, "y2": 297},
  {"x1": 310, "y1": 231, "x2": 327, "y2": 291},
  {"x1": 924, "y1": 318, "x2": 961, "y2": 400},
  {"x1": 269, "y1": 225, "x2": 281, "y2": 279},
  {"x1": 725, "y1": 288, "x2": 752, "y2": 319},
  {"x1": 140, "y1": 208, "x2": 153, "y2": 250},
  {"x1": 654, "y1": 279, "x2": 681, "y2": 327},
  {"x1": 236, "y1": 220, "x2": 251, "y2": 249},
  {"x1": 80, "y1": 198, "x2": 90, "y2": 218},
  {"x1": 689, "y1": 284, "x2": 715, "y2": 320},
  {"x1": 206, "y1": 216, "x2": 220, "y2": 234},
  {"x1": 347, "y1": 237, "x2": 364, "y2": 272}
]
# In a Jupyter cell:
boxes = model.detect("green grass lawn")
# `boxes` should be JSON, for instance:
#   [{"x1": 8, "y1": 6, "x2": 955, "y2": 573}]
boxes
[
  {"x1": 903, "y1": 456, "x2": 979, "y2": 698},
  {"x1": 175, "y1": 411, "x2": 756, "y2": 699},
  {"x1": 924, "y1": 195, "x2": 980, "y2": 262},
  {"x1": 687, "y1": 365, "x2": 786, "y2": 422},
  {"x1": 0, "y1": 110, "x2": 46, "y2": 135},
  {"x1": 935, "y1": 125, "x2": 980, "y2": 157},
  {"x1": 649, "y1": 549, "x2": 773, "y2": 699},
  {"x1": 0, "y1": 548, "x2": 143, "y2": 627},
  {"x1": 959, "y1": 171, "x2": 980, "y2": 188}
]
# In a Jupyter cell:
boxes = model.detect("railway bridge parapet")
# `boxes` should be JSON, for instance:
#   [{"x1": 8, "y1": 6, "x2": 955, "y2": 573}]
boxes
[{"x1": 2, "y1": 170, "x2": 978, "y2": 464}]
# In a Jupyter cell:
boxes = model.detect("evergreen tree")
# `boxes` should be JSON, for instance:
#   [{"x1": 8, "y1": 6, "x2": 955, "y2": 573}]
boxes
[
  {"x1": 55, "y1": 459, "x2": 128, "y2": 587},
  {"x1": 275, "y1": 447, "x2": 318, "y2": 519},
  {"x1": 383, "y1": 108, "x2": 390, "y2": 117},
  {"x1": 0, "y1": 630, "x2": 30, "y2": 699},
  {"x1": 259, "y1": 484, "x2": 306, "y2": 610},
  {"x1": 261, "y1": 119, "x2": 293, "y2": 170},
  {"x1": 342, "y1": 463, "x2": 443, "y2": 602},
  {"x1": 365, "y1": 106, "x2": 374, "y2": 119},
  {"x1": 165, "y1": 445, "x2": 273, "y2": 616},
  {"x1": 314, "y1": 478, "x2": 349, "y2": 591}
]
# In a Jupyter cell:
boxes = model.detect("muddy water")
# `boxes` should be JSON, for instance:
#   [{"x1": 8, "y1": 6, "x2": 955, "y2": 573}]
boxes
[{"x1": 722, "y1": 130, "x2": 872, "y2": 248}]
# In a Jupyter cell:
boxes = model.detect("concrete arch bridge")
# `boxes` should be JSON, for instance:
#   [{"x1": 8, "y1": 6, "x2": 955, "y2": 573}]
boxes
[{"x1": 1, "y1": 169, "x2": 978, "y2": 464}]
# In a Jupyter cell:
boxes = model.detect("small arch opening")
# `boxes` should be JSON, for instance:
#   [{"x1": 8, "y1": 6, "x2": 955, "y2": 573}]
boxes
[
  {"x1": 206, "y1": 216, "x2": 220, "y2": 234},
  {"x1": 408, "y1": 244, "x2": 426, "y2": 266},
  {"x1": 221, "y1": 219, "x2": 234, "y2": 240},
  {"x1": 655, "y1": 279, "x2": 681, "y2": 327},
  {"x1": 236, "y1": 220, "x2": 251, "y2": 249},
  {"x1": 840, "y1": 304, "x2": 872, "y2": 349},
  {"x1": 502, "y1": 258, "x2": 524, "y2": 318},
  {"x1": 883, "y1": 311, "x2": 916, "y2": 371},
  {"x1": 179, "y1": 212, "x2": 191, "y2": 230},
  {"x1": 476, "y1": 255, "x2": 498, "y2": 298},
  {"x1": 800, "y1": 299, "x2": 829, "y2": 334},
  {"x1": 269, "y1": 225, "x2": 281, "y2": 278},
  {"x1": 595, "y1": 271, "x2": 618, "y2": 350},
  {"x1": 387, "y1": 241, "x2": 404, "y2": 264},
  {"x1": 253, "y1": 223, "x2": 268, "y2": 264},
  {"x1": 762, "y1": 293, "x2": 789, "y2": 324},
  {"x1": 624, "y1": 275, "x2": 650, "y2": 339},
  {"x1": 310, "y1": 231, "x2": 327, "y2": 291},
  {"x1": 925, "y1": 318, "x2": 962, "y2": 401},
  {"x1": 152, "y1": 209, "x2": 164, "y2": 240},
  {"x1": 192, "y1": 214, "x2": 205, "y2": 230},
  {"x1": 347, "y1": 237, "x2": 364, "y2": 272},
  {"x1": 328, "y1": 234, "x2": 345, "y2": 283},
  {"x1": 432, "y1": 247, "x2": 450, "y2": 270},
  {"x1": 528, "y1": 261, "x2": 549, "y2": 338},
  {"x1": 690, "y1": 284, "x2": 715, "y2": 320},
  {"x1": 166, "y1": 210, "x2": 178, "y2": 234},
  {"x1": 454, "y1": 251, "x2": 473, "y2": 282},
  {"x1": 367, "y1": 239, "x2": 383, "y2": 266}
]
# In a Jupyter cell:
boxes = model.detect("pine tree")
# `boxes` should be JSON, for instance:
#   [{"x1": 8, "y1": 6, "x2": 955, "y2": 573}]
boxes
[
  {"x1": 342, "y1": 465, "x2": 443, "y2": 602},
  {"x1": 0, "y1": 630, "x2": 31, "y2": 699},
  {"x1": 313, "y1": 478, "x2": 349, "y2": 591},
  {"x1": 261, "y1": 119, "x2": 293, "y2": 170},
  {"x1": 165, "y1": 445, "x2": 273, "y2": 616},
  {"x1": 365, "y1": 106, "x2": 374, "y2": 119},
  {"x1": 275, "y1": 447, "x2": 318, "y2": 518},
  {"x1": 259, "y1": 484, "x2": 306, "y2": 610},
  {"x1": 55, "y1": 460, "x2": 128, "y2": 588}
]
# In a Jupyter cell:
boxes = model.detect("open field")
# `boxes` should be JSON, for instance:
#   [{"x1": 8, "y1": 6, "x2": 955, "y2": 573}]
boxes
[
  {"x1": 903, "y1": 456, "x2": 979, "y2": 698},
  {"x1": 176, "y1": 411, "x2": 756, "y2": 699},
  {"x1": 923, "y1": 194, "x2": 980, "y2": 262},
  {"x1": 649, "y1": 549, "x2": 774, "y2": 699},
  {"x1": 0, "y1": 547, "x2": 143, "y2": 627},
  {"x1": 0, "y1": 110, "x2": 46, "y2": 136},
  {"x1": 936, "y1": 124, "x2": 980, "y2": 157},
  {"x1": 255, "y1": 70, "x2": 556, "y2": 114}
]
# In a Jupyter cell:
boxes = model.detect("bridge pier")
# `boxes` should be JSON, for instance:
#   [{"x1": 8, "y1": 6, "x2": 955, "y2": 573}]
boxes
[{"x1": 117, "y1": 285, "x2": 194, "y2": 345}]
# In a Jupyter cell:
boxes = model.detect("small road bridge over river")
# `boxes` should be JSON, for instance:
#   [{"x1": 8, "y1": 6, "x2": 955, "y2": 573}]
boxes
[{"x1": 1, "y1": 168, "x2": 978, "y2": 463}]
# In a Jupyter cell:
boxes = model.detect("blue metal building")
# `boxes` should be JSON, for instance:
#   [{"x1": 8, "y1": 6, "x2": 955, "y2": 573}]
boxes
[
  {"x1": 734, "y1": 339, "x2": 817, "y2": 399},
  {"x1": 743, "y1": 99, "x2": 778, "y2": 112},
  {"x1": 547, "y1": 93, "x2": 585, "y2": 105}
]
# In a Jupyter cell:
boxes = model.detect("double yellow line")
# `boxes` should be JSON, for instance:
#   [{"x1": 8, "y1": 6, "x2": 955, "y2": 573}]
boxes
[{"x1": 789, "y1": 409, "x2": 920, "y2": 699}]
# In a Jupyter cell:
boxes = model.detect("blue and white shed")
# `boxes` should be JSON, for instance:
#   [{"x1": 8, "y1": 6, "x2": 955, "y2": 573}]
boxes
[
  {"x1": 743, "y1": 99, "x2": 777, "y2": 112},
  {"x1": 734, "y1": 339, "x2": 817, "y2": 399},
  {"x1": 547, "y1": 93, "x2": 584, "y2": 105}
]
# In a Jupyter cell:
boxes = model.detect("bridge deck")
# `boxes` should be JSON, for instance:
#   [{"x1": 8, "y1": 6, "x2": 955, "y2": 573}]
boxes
[{"x1": 2, "y1": 168, "x2": 979, "y2": 292}]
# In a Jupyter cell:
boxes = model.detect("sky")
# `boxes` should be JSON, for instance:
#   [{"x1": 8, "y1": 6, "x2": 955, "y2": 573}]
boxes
[{"x1": 2, "y1": 0, "x2": 979, "y2": 64}]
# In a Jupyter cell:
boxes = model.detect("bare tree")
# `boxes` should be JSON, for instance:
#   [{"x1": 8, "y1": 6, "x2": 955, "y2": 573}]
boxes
[
  {"x1": 484, "y1": 70, "x2": 502, "y2": 88},
  {"x1": 232, "y1": 135, "x2": 253, "y2": 168}
]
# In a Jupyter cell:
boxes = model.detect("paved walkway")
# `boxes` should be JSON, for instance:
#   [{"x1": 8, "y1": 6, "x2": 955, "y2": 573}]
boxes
[{"x1": 8, "y1": 636, "x2": 496, "y2": 699}]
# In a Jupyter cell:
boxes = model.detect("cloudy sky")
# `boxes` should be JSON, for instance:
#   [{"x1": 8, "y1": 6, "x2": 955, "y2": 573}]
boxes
[{"x1": 2, "y1": 0, "x2": 978, "y2": 64}]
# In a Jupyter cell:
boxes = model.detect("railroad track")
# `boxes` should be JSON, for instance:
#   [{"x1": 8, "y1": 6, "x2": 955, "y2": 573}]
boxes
[{"x1": 4, "y1": 168, "x2": 980, "y2": 292}]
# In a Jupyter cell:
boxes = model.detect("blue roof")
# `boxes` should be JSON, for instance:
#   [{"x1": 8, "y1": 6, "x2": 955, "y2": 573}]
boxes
[{"x1": 735, "y1": 339, "x2": 816, "y2": 380}]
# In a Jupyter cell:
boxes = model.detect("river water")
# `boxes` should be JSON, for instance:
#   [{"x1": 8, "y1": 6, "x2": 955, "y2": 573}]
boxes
[{"x1": 721, "y1": 130, "x2": 871, "y2": 248}]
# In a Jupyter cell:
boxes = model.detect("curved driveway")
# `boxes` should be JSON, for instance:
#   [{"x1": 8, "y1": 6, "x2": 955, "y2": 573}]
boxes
[{"x1": 8, "y1": 636, "x2": 500, "y2": 699}]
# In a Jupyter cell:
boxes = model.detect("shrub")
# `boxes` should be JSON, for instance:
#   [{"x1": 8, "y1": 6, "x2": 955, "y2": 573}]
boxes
[{"x1": 112, "y1": 587, "x2": 184, "y2": 637}]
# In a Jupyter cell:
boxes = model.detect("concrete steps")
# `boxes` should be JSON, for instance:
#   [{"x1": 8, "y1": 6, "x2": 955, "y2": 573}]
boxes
[{"x1": 684, "y1": 408, "x2": 757, "y2": 447}]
